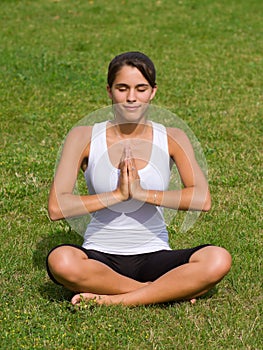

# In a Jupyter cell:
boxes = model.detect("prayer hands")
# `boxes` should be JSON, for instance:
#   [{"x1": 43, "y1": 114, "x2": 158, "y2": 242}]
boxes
[{"x1": 117, "y1": 146, "x2": 144, "y2": 201}]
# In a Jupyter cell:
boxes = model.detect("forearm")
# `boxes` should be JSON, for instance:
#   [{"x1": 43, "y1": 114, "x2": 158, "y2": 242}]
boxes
[
  {"x1": 49, "y1": 155, "x2": 130, "y2": 221},
  {"x1": 135, "y1": 187, "x2": 211, "y2": 212},
  {"x1": 48, "y1": 190, "x2": 124, "y2": 221}
]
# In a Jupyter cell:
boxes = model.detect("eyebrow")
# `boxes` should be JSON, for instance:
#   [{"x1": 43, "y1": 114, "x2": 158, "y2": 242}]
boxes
[{"x1": 114, "y1": 83, "x2": 150, "y2": 88}]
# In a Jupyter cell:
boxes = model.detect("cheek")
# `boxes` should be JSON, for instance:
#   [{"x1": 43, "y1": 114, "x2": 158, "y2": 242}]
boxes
[
  {"x1": 111, "y1": 92, "x2": 125, "y2": 102},
  {"x1": 139, "y1": 91, "x2": 154, "y2": 102}
]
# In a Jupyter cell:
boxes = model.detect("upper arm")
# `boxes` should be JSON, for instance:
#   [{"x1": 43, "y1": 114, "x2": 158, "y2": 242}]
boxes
[
  {"x1": 49, "y1": 126, "x2": 92, "y2": 198},
  {"x1": 167, "y1": 127, "x2": 207, "y2": 188}
]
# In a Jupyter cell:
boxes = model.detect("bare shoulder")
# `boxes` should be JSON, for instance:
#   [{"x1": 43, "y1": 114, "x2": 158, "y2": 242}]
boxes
[
  {"x1": 166, "y1": 127, "x2": 192, "y2": 148},
  {"x1": 66, "y1": 125, "x2": 92, "y2": 141},
  {"x1": 63, "y1": 126, "x2": 92, "y2": 149},
  {"x1": 60, "y1": 126, "x2": 93, "y2": 161}
]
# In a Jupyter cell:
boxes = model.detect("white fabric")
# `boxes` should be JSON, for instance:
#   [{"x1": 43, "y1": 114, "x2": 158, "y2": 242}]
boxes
[{"x1": 83, "y1": 121, "x2": 172, "y2": 254}]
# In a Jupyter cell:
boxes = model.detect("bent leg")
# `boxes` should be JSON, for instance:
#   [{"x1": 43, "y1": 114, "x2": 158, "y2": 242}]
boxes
[
  {"x1": 47, "y1": 245, "x2": 146, "y2": 294},
  {"x1": 71, "y1": 246, "x2": 232, "y2": 305}
]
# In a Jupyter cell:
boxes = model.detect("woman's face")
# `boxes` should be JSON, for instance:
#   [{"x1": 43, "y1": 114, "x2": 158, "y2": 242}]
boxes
[{"x1": 107, "y1": 65, "x2": 157, "y2": 122}]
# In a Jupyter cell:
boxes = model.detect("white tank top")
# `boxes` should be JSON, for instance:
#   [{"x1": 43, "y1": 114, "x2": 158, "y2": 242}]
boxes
[{"x1": 83, "y1": 121, "x2": 172, "y2": 254}]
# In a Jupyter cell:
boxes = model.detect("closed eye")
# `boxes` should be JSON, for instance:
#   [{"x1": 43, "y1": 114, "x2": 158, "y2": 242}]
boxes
[
  {"x1": 115, "y1": 84, "x2": 128, "y2": 92},
  {"x1": 114, "y1": 83, "x2": 150, "y2": 92},
  {"x1": 118, "y1": 87, "x2": 128, "y2": 92},
  {"x1": 137, "y1": 87, "x2": 148, "y2": 92}
]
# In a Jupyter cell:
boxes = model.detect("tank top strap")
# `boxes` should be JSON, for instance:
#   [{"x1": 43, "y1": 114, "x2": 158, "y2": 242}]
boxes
[
  {"x1": 151, "y1": 121, "x2": 168, "y2": 152},
  {"x1": 88, "y1": 121, "x2": 108, "y2": 164}
]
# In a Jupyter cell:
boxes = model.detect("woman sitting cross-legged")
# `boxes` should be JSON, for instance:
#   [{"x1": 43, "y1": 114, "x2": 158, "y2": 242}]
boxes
[{"x1": 46, "y1": 51, "x2": 232, "y2": 306}]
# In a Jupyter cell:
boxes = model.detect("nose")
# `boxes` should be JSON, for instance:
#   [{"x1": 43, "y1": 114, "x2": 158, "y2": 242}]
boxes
[{"x1": 127, "y1": 88, "x2": 136, "y2": 102}]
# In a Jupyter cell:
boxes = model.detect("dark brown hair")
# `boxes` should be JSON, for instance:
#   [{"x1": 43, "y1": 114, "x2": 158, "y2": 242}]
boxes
[{"x1": 107, "y1": 52, "x2": 156, "y2": 88}]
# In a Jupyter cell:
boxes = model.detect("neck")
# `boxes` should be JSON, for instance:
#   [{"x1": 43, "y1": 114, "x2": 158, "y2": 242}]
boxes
[{"x1": 112, "y1": 120, "x2": 148, "y2": 139}]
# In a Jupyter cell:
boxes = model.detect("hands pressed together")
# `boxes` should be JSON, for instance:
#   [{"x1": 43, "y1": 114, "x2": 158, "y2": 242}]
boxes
[{"x1": 116, "y1": 146, "x2": 145, "y2": 202}]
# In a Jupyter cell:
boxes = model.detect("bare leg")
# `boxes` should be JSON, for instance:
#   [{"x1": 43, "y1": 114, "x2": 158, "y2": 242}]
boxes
[
  {"x1": 71, "y1": 246, "x2": 232, "y2": 306},
  {"x1": 47, "y1": 246, "x2": 146, "y2": 294}
]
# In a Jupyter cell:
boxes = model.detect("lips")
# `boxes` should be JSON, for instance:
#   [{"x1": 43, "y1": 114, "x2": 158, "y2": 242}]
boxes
[{"x1": 123, "y1": 105, "x2": 141, "y2": 111}]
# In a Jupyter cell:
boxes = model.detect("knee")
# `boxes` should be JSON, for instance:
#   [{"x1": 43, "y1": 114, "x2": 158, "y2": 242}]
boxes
[
  {"x1": 206, "y1": 247, "x2": 232, "y2": 284},
  {"x1": 192, "y1": 246, "x2": 232, "y2": 285},
  {"x1": 47, "y1": 247, "x2": 71, "y2": 279},
  {"x1": 47, "y1": 246, "x2": 83, "y2": 284}
]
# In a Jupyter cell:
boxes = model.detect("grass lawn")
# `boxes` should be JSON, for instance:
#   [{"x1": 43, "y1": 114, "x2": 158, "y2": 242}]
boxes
[{"x1": 0, "y1": 0, "x2": 262, "y2": 349}]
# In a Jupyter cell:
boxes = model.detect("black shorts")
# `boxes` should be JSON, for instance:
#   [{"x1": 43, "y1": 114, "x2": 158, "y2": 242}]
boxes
[{"x1": 46, "y1": 243, "x2": 211, "y2": 284}]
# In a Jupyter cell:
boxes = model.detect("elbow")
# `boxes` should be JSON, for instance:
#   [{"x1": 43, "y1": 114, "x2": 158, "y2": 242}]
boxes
[
  {"x1": 48, "y1": 201, "x2": 63, "y2": 221},
  {"x1": 48, "y1": 207, "x2": 61, "y2": 221},
  {"x1": 48, "y1": 187, "x2": 65, "y2": 221}
]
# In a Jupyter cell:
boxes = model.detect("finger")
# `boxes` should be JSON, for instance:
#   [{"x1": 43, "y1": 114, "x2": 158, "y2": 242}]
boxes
[
  {"x1": 127, "y1": 146, "x2": 133, "y2": 159},
  {"x1": 127, "y1": 157, "x2": 134, "y2": 172},
  {"x1": 124, "y1": 145, "x2": 131, "y2": 161},
  {"x1": 125, "y1": 146, "x2": 129, "y2": 159},
  {"x1": 119, "y1": 150, "x2": 127, "y2": 170},
  {"x1": 128, "y1": 164, "x2": 138, "y2": 181},
  {"x1": 123, "y1": 160, "x2": 128, "y2": 174},
  {"x1": 130, "y1": 157, "x2": 137, "y2": 173},
  {"x1": 120, "y1": 160, "x2": 128, "y2": 178},
  {"x1": 120, "y1": 148, "x2": 126, "y2": 162}
]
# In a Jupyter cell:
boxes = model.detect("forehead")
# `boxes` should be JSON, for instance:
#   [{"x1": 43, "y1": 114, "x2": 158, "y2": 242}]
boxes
[{"x1": 113, "y1": 65, "x2": 149, "y2": 85}]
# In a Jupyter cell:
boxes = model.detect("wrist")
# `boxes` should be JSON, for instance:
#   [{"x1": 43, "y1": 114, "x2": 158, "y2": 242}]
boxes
[
  {"x1": 113, "y1": 189, "x2": 128, "y2": 202},
  {"x1": 149, "y1": 190, "x2": 162, "y2": 206},
  {"x1": 132, "y1": 188, "x2": 148, "y2": 203}
]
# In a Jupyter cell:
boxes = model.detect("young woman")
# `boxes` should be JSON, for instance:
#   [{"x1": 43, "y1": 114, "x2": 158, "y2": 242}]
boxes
[{"x1": 47, "y1": 52, "x2": 231, "y2": 306}]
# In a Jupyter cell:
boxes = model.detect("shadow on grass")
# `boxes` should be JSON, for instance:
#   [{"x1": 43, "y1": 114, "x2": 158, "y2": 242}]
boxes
[
  {"x1": 38, "y1": 281, "x2": 74, "y2": 302},
  {"x1": 32, "y1": 228, "x2": 82, "y2": 270}
]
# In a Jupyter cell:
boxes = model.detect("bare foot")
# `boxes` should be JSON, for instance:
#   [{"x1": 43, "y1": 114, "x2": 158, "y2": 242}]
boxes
[
  {"x1": 71, "y1": 282, "x2": 152, "y2": 306},
  {"x1": 71, "y1": 293, "x2": 110, "y2": 305},
  {"x1": 71, "y1": 290, "x2": 198, "y2": 306}
]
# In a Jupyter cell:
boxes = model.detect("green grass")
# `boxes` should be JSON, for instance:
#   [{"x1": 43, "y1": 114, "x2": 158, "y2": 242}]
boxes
[{"x1": 0, "y1": 0, "x2": 262, "y2": 349}]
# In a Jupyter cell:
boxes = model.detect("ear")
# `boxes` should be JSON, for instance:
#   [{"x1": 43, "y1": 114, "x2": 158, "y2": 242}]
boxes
[
  {"x1": 149, "y1": 85, "x2": 158, "y2": 101},
  {"x1": 107, "y1": 85, "x2": 113, "y2": 100}
]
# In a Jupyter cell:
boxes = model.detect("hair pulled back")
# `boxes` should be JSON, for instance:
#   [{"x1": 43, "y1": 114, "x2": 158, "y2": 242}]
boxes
[{"x1": 107, "y1": 52, "x2": 156, "y2": 88}]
